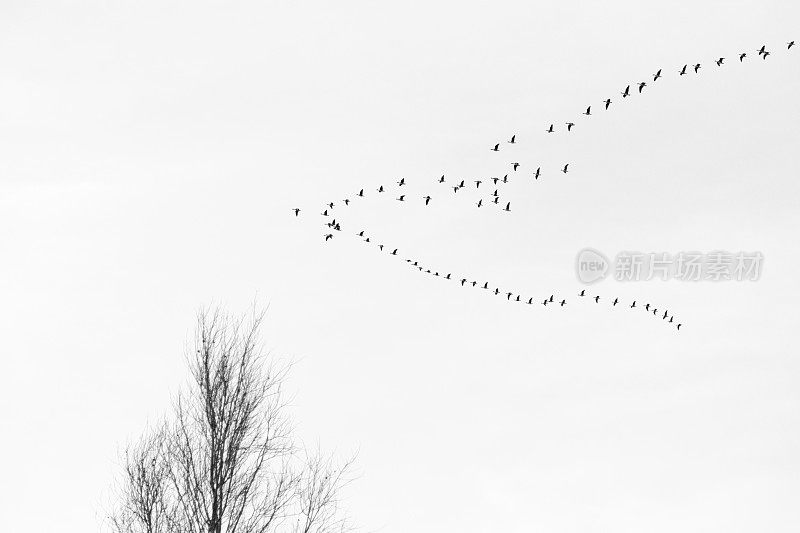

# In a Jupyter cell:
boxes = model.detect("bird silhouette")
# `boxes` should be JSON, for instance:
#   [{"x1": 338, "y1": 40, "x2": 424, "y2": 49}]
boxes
[
  {"x1": 475, "y1": 180, "x2": 482, "y2": 188},
  {"x1": 357, "y1": 230, "x2": 364, "y2": 237},
  {"x1": 438, "y1": 175, "x2": 445, "y2": 183},
  {"x1": 763, "y1": 51, "x2": 771, "y2": 59},
  {"x1": 397, "y1": 178, "x2": 405, "y2": 186},
  {"x1": 679, "y1": 64, "x2": 687, "y2": 75},
  {"x1": 739, "y1": 53, "x2": 746, "y2": 62},
  {"x1": 533, "y1": 167, "x2": 541, "y2": 179},
  {"x1": 452, "y1": 186, "x2": 459, "y2": 193},
  {"x1": 547, "y1": 124, "x2": 555, "y2": 133},
  {"x1": 491, "y1": 143, "x2": 500, "y2": 151},
  {"x1": 789, "y1": 41, "x2": 796, "y2": 50},
  {"x1": 622, "y1": 85, "x2": 631, "y2": 97},
  {"x1": 506, "y1": 292, "x2": 513, "y2": 300},
  {"x1": 477, "y1": 199, "x2": 483, "y2": 208},
  {"x1": 583, "y1": 106, "x2": 592, "y2": 116},
  {"x1": 613, "y1": 298, "x2": 618, "y2": 306},
  {"x1": 549, "y1": 295, "x2": 554, "y2": 303},
  {"x1": 423, "y1": 195, "x2": 431, "y2": 205},
  {"x1": 328, "y1": 202, "x2": 335, "y2": 209},
  {"x1": 579, "y1": 289, "x2": 586, "y2": 296},
  {"x1": 445, "y1": 273, "x2": 451, "y2": 279},
  {"x1": 662, "y1": 310, "x2": 668, "y2": 319},
  {"x1": 594, "y1": 295, "x2": 600, "y2": 303},
  {"x1": 293, "y1": 208, "x2": 301, "y2": 216},
  {"x1": 653, "y1": 308, "x2": 658, "y2": 315},
  {"x1": 321, "y1": 209, "x2": 328, "y2": 216},
  {"x1": 493, "y1": 196, "x2": 500, "y2": 204},
  {"x1": 482, "y1": 282, "x2": 489, "y2": 289},
  {"x1": 512, "y1": 163, "x2": 520, "y2": 171},
  {"x1": 560, "y1": 299, "x2": 566, "y2": 306},
  {"x1": 494, "y1": 288, "x2": 500, "y2": 295},
  {"x1": 504, "y1": 202, "x2": 511, "y2": 212},
  {"x1": 343, "y1": 199, "x2": 350, "y2": 206},
  {"x1": 653, "y1": 69, "x2": 662, "y2": 81},
  {"x1": 542, "y1": 299, "x2": 549, "y2": 306},
  {"x1": 377, "y1": 185, "x2": 384, "y2": 193},
  {"x1": 757, "y1": 45, "x2": 767, "y2": 56},
  {"x1": 502, "y1": 174, "x2": 509, "y2": 183},
  {"x1": 694, "y1": 63, "x2": 701, "y2": 73},
  {"x1": 638, "y1": 81, "x2": 646, "y2": 93},
  {"x1": 458, "y1": 179, "x2": 465, "y2": 188},
  {"x1": 471, "y1": 281, "x2": 477, "y2": 287},
  {"x1": 716, "y1": 57, "x2": 724, "y2": 66},
  {"x1": 324, "y1": 234, "x2": 333, "y2": 241},
  {"x1": 604, "y1": 98, "x2": 612, "y2": 110},
  {"x1": 358, "y1": 189, "x2": 364, "y2": 197},
  {"x1": 397, "y1": 195, "x2": 405, "y2": 201},
  {"x1": 508, "y1": 134, "x2": 516, "y2": 144},
  {"x1": 645, "y1": 303, "x2": 650, "y2": 311},
  {"x1": 460, "y1": 278, "x2": 467, "y2": 286},
  {"x1": 561, "y1": 164, "x2": 569, "y2": 174},
  {"x1": 566, "y1": 122, "x2": 575, "y2": 131},
  {"x1": 527, "y1": 297, "x2": 533, "y2": 304},
  {"x1": 630, "y1": 301, "x2": 636, "y2": 308},
  {"x1": 676, "y1": 323, "x2": 682, "y2": 331}
]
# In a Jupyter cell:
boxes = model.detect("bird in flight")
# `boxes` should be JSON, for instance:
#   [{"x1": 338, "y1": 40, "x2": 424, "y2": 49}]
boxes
[
  {"x1": 546, "y1": 124, "x2": 555, "y2": 133},
  {"x1": 739, "y1": 53, "x2": 746, "y2": 62},
  {"x1": 677, "y1": 323, "x2": 682, "y2": 331},
  {"x1": 452, "y1": 186, "x2": 460, "y2": 193},
  {"x1": 324, "y1": 234, "x2": 333, "y2": 241},
  {"x1": 622, "y1": 85, "x2": 630, "y2": 98},
  {"x1": 579, "y1": 289, "x2": 586, "y2": 296},
  {"x1": 504, "y1": 202, "x2": 511, "y2": 212},
  {"x1": 583, "y1": 106, "x2": 592, "y2": 116},
  {"x1": 292, "y1": 208, "x2": 301, "y2": 216},
  {"x1": 491, "y1": 143, "x2": 500, "y2": 151},
  {"x1": 762, "y1": 51, "x2": 771, "y2": 59},
  {"x1": 438, "y1": 175, "x2": 445, "y2": 183},
  {"x1": 644, "y1": 303, "x2": 651, "y2": 311},
  {"x1": 321, "y1": 209, "x2": 328, "y2": 216},
  {"x1": 477, "y1": 199, "x2": 483, "y2": 208},
  {"x1": 527, "y1": 297, "x2": 534, "y2": 305},
  {"x1": 757, "y1": 45, "x2": 767, "y2": 56},
  {"x1": 638, "y1": 81, "x2": 646, "y2": 93},
  {"x1": 458, "y1": 179, "x2": 465, "y2": 188},
  {"x1": 512, "y1": 163, "x2": 520, "y2": 171},
  {"x1": 789, "y1": 41, "x2": 796, "y2": 50},
  {"x1": 542, "y1": 299, "x2": 549, "y2": 306},
  {"x1": 377, "y1": 185, "x2": 384, "y2": 193},
  {"x1": 397, "y1": 195, "x2": 405, "y2": 201},
  {"x1": 630, "y1": 301, "x2": 636, "y2": 308},
  {"x1": 423, "y1": 195, "x2": 432, "y2": 205},
  {"x1": 715, "y1": 57, "x2": 724, "y2": 66},
  {"x1": 460, "y1": 278, "x2": 467, "y2": 286},
  {"x1": 679, "y1": 64, "x2": 687, "y2": 75},
  {"x1": 604, "y1": 98, "x2": 612, "y2": 110},
  {"x1": 561, "y1": 164, "x2": 569, "y2": 174},
  {"x1": 653, "y1": 69, "x2": 662, "y2": 81},
  {"x1": 566, "y1": 122, "x2": 575, "y2": 131},
  {"x1": 612, "y1": 298, "x2": 618, "y2": 306},
  {"x1": 549, "y1": 295, "x2": 554, "y2": 303},
  {"x1": 328, "y1": 202, "x2": 335, "y2": 209},
  {"x1": 508, "y1": 134, "x2": 516, "y2": 144},
  {"x1": 533, "y1": 167, "x2": 541, "y2": 180},
  {"x1": 506, "y1": 292, "x2": 513, "y2": 301},
  {"x1": 594, "y1": 295, "x2": 600, "y2": 303},
  {"x1": 343, "y1": 199, "x2": 350, "y2": 206},
  {"x1": 560, "y1": 300, "x2": 566, "y2": 306},
  {"x1": 694, "y1": 63, "x2": 701, "y2": 73},
  {"x1": 502, "y1": 175, "x2": 509, "y2": 183},
  {"x1": 397, "y1": 178, "x2": 405, "y2": 186},
  {"x1": 662, "y1": 310, "x2": 669, "y2": 319}
]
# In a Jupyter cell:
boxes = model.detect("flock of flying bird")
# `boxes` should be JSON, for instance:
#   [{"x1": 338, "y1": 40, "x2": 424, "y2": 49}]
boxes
[{"x1": 292, "y1": 40, "x2": 796, "y2": 331}]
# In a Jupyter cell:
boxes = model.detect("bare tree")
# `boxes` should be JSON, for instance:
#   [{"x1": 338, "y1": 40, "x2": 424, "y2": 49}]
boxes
[{"x1": 109, "y1": 308, "x2": 354, "y2": 533}]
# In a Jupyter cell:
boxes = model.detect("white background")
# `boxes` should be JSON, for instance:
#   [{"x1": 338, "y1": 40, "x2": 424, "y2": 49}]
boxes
[{"x1": 1, "y1": 1, "x2": 798, "y2": 531}]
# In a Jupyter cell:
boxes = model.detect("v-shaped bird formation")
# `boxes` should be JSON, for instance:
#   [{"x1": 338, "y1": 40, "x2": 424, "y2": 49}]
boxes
[{"x1": 293, "y1": 38, "x2": 797, "y2": 331}]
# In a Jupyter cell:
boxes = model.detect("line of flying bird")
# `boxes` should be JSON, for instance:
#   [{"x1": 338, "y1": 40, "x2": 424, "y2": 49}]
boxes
[{"x1": 293, "y1": 39, "x2": 795, "y2": 328}]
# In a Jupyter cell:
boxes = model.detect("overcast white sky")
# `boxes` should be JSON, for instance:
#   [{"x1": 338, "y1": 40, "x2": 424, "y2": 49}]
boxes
[{"x1": 1, "y1": 1, "x2": 799, "y2": 532}]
